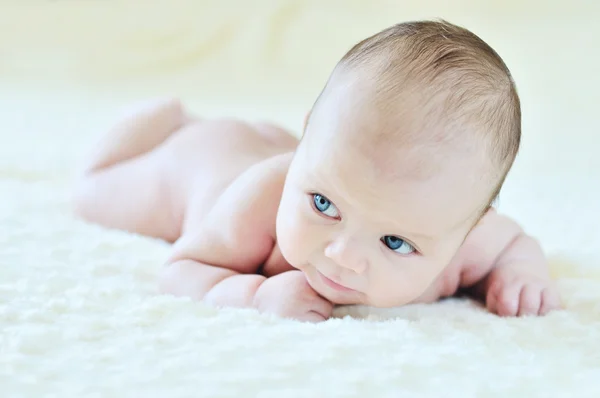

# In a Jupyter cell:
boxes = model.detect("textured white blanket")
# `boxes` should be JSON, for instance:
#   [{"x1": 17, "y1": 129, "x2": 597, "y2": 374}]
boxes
[{"x1": 2, "y1": 1, "x2": 600, "y2": 397}]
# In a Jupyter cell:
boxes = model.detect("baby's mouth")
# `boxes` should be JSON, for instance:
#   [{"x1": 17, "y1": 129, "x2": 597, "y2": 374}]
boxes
[{"x1": 317, "y1": 271, "x2": 356, "y2": 293}]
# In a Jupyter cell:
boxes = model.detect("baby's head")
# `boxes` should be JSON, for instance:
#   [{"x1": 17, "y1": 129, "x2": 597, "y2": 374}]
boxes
[{"x1": 276, "y1": 20, "x2": 521, "y2": 307}]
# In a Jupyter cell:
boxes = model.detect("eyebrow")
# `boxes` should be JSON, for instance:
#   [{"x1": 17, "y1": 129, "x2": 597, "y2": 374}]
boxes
[
  {"x1": 385, "y1": 224, "x2": 436, "y2": 252},
  {"x1": 393, "y1": 208, "x2": 481, "y2": 247},
  {"x1": 396, "y1": 228, "x2": 434, "y2": 242},
  {"x1": 365, "y1": 204, "x2": 444, "y2": 248}
]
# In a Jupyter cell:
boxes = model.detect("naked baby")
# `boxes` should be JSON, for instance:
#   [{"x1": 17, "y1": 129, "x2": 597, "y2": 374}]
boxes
[{"x1": 73, "y1": 20, "x2": 562, "y2": 322}]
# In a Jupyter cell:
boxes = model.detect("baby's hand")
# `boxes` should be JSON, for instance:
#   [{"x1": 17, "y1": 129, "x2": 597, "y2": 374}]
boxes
[
  {"x1": 484, "y1": 265, "x2": 562, "y2": 317},
  {"x1": 254, "y1": 270, "x2": 333, "y2": 322}
]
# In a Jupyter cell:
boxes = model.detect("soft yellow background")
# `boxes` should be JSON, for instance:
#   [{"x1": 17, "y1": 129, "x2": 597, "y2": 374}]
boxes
[
  {"x1": 2, "y1": 0, "x2": 599, "y2": 177},
  {"x1": 2, "y1": 1, "x2": 600, "y2": 396}
]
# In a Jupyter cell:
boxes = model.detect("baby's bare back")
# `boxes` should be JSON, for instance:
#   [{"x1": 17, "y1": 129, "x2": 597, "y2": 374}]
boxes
[
  {"x1": 74, "y1": 99, "x2": 298, "y2": 244},
  {"x1": 161, "y1": 119, "x2": 298, "y2": 237}
]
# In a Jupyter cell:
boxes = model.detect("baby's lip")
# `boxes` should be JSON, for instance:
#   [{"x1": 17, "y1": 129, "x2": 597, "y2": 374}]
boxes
[{"x1": 317, "y1": 271, "x2": 356, "y2": 293}]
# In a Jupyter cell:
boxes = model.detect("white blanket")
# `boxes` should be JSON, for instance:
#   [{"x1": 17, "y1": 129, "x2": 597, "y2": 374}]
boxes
[{"x1": 2, "y1": 1, "x2": 600, "y2": 396}]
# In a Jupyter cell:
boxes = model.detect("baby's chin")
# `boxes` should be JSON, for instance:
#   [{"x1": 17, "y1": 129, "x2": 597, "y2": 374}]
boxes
[{"x1": 298, "y1": 266, "x2": 367, "y2": 306}]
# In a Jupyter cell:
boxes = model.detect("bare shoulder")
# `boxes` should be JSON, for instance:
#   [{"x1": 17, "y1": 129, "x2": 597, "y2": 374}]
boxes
[
  {"x1": 460, "y1": 207, "x2": 524, "y2": 256},
  {"x1": 433, "y1": 208, "x2": 524, "y2": 296},
  {"x1": 168, "y1": 152, "x2": 294, "y2": 274}
]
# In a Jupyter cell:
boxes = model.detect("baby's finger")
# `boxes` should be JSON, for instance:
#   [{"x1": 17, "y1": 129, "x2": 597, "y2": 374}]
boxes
[
  {"x1": 302, "y1": 311, "x2": 329, "y2": 323},
  {"x1": 485, "y1": 280, "x2": 501, "y2": 315},
  {"x1": 309, "y1": 297, "x2": 334, "y2": 320},
  {"x1": 540, "y1": 287, "x2": 563, "y2": 315},
  {"x1": 495, "y1": 282, "x2": 523, "y2": 317},
  {"x1": 517, "y1": 284, "x2": 542, "y2": 317}
]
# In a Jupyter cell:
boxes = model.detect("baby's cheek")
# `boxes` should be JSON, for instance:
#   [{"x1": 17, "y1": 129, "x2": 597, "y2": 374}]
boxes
[
  {"x1": 276, "y1": 212, "x2": 310, "y2": 268},
  {"x1": 369, "y1": 264, "x2": 438, "y2": 306}
]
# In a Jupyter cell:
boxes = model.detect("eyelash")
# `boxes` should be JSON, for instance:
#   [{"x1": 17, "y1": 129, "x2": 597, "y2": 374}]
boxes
[{"x1": 380, "y1": 236, "x2": 419, "y2": 256}]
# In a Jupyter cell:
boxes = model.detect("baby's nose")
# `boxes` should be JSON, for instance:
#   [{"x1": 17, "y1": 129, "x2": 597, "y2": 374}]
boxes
[{"x1": 324, "y1": 238, "x2": 368, "y2": 274}]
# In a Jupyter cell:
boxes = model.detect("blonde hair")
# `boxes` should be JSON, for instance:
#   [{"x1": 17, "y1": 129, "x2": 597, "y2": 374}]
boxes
[{"x1": 313, "y1": 19, "x2": 521, "y2": 207}]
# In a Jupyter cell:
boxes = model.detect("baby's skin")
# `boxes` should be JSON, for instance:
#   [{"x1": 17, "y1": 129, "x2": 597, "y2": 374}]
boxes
[{"x1": 73, "y1": 97, "x2": 562, "y2": 322}]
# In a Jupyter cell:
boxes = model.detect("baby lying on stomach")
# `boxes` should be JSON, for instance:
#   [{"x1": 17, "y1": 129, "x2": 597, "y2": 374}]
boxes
[{"x1": 73, "y1": 20, "x2": 561, "y2": 322}]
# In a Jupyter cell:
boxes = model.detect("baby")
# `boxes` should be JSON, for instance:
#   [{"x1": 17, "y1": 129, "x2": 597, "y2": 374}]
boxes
[{"x1": 73, "y1": 20, "x2": 562, "y2": 322}]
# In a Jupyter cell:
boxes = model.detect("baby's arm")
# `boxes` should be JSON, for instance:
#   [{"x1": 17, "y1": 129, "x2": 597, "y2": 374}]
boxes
[
  {"x1": 447, "y1": 209, "x2": 562, "y2": 316},
  {"x1": 160, "y1": 154, "x2": 285, "y2": 305},
  {"x1": 159, "y1": 154, "x2": 332, "y2": 322}
]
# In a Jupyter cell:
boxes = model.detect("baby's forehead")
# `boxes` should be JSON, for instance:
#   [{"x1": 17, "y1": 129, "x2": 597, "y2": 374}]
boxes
[
  {"x1": 309, "y1": 82, "x2": 492, "y2": 174},
  {"x1": 308, "y1": 110, "x2": 457, "y2": 180},
  {"x1": 305, "y1": 74, "x2": 493, "y2": 182},
  {"x1": 309, "y1": 76, "x2": 446, "y2": 143},
  {"x1": 299, "y1": 114, "x2": 493, "y2": 234}
]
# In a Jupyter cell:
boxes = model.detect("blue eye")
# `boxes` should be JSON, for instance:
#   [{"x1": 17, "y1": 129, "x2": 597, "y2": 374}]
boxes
[
  {"x1": 382, "y1": 235, "x2": 415, "y2": 255},
  {"x1": 312, "y1": 194, "x2": 340, "y2": 218}
]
